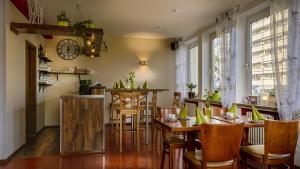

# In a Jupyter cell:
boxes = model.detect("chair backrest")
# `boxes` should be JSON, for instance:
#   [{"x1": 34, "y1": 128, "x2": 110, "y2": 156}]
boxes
[
  {"x1": 264, "y1": 120, "x2": 299, "y2": 156},
  {"x1": 172, "y1": 92, "x2": 181, "y2": 108},
  {"x1": 119, "y1": 92, "x2": 142, "y2": 109},
  {"x1": 207, "y1": 106, "x2": 226, "y2": 116},
  {"x1": 111, "y1": 91, "x2": 120, "y2": 104},
  {"x1": 200, "y1": 123, "x2": 244, "y2": 163}
]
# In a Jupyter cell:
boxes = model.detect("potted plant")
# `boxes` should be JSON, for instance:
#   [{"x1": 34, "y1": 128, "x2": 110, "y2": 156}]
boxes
[
  {"x1": 186, "y1": 83, "x2": 197, "y2": 98},
  {"x1": 203, "y1": 89, "x2": 213, "y2": 108},
  {"x1": 211, "y1": 89, "x2": 221, "y2": 102},
  {"x1": 56, "y1": 11, "x2": 70, "y2": 26},
  {"x1": 83, "y1": 19, "x2": 95, "y2": 28}
]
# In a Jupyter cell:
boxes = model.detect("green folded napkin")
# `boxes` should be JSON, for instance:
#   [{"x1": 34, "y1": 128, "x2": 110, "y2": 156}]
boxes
[
  {"x1": 227, "y1": 104, "x2": 237, "y2": 117},
  {"x1": 113, "y1": 82, "x2": 118, "y2": 89},
  {"x1": 252, "y1": 105, "x2": 265, "y2": 121},
  {"x1": 195, "y1": 107, "x2": 203, "y2": 125},
  {"x1": 143, "y1": 81, "x2": 148, "y2": 89},
  {"x1": 119, "y1": 80, "x2": 125, "y2": 89},
  {"x1": 195, "y1": 107, "x2": 207, "y2": 125},
  {"x1": 179, "y1": 105, "x2": 188, "y2": 118}
]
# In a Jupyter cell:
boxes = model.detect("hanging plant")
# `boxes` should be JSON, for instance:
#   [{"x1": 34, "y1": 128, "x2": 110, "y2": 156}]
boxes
[{"x1": 56, "y1": 11, "x2": 70, "y2": 26}]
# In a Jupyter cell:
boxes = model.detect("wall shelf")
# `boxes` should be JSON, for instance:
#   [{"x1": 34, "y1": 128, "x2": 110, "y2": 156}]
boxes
[
  {"x1": 38, "y1": 70, "x2": 89, "y2": 81},
  {"x1": 10, "y1": 22, "x2": 103, "y2": 36}
]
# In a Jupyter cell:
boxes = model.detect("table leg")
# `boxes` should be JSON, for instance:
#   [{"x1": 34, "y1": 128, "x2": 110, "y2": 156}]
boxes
[
  {"x1": 242, "y1": 128, "x2": 249, "y2": 146},
  {"x1": 146, "y1": 92, "x2": 149, "y2": 144},
  {"x1": 186, "y1": 131, "x2": 196, "y2": 151}
]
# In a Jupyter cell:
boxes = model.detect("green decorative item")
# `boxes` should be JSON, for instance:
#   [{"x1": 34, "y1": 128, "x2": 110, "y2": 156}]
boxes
[
  {"x1": 252, "y1": 105, "x2": 265, "y2": 120},
  {"x1": 227, "y1": 104, "x2": 237, "y2": 117},
  {"x1": 143, "y1": 81, "x2": 148, "y2": 89},
  {"x1": 56, "y1": 11, "x2": 70, "y2": 26},
  {"x1": 113, "y1": 82, "x2": 118, "y2": 89},
  {"x1": 203, "y1": 89, "x2": 213, "y2": 108},
  {"x1": 179, "y1": 105, "x2": 188, "y2": 118},
  {"x1": 117, "y1": 81, "x2": 120, "y2": 89},
  {"x1": 83, "y1": 19, "x2": 95, "y2": 28},
  {"x1": 207, "y1": 106, "x2": 212, "y2": 119},
  {"x1": 211, "y1": 90, "x2": 221, "y2": 102},
  {"x1": 119, "y1": 80, "x2": 125, "y2": 89},
  {"x1": 195, "y1": 107, "x2": 203, "y2": 125},
  {"x1": 186, "y1": 83, "x2": 197, "y2": 98}
]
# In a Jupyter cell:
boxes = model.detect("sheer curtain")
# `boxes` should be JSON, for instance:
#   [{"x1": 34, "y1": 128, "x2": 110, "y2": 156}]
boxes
[
  {"x1": 270, "y1": 0, "x2": 300, "y2": 165},
  {"x1": 270, "y1": 0, "x2": 300, "y2": 120},
  {"x1": 216, "y1": 14, "x2": 237, "y2": 108},
  {"x1": 175, "y1": 43, "x2": 188, "y2": 103}
]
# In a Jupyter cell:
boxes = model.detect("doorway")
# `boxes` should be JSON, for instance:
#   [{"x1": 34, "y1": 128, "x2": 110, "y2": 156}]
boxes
[{"x1": 25, "y1": 40, "x2": 37, "y2": 142}]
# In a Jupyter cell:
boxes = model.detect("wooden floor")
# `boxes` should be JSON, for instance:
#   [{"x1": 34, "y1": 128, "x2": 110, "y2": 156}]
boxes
[
  {"x1": 0, "y1": 126, "x2": 181, "y2": 169},
  {"x1": 0, "y1": 127, "x2": 297, "y2": 169}
]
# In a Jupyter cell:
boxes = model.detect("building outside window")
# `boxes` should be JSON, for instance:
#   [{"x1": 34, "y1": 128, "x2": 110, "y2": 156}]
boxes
[{"x1": 249, "y1": 9, "x2": 288, "y2": 100}]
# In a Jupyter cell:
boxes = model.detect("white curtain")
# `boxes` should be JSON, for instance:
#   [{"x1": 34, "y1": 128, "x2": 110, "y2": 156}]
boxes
[
  {"x1": 270, "y1": 0, "x2": 300, "y2": 120},
  {"x1": 216, "y1": 14, "x2": 237, "y2": 108},
  {"x1": 270, "y1": 0, "x2": 300, "y2": 166},
  {"x1": 175, "y1": 43, "x2": 188, "y2": 103}
]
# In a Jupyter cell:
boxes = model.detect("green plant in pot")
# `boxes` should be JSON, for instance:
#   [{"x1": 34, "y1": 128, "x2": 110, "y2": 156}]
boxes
[
  {"x1": 186, "y1": 83, "x2": 197, "y2": 98},
  {"x1": 83, "y1": 19, "x2": 95, "y2": 28},
  {"x1": 211, "y1": 89, "x2": 221, "y2": 102},
  {"x1": 57, "y1": 11, "x2": 70, "y2": 26}
]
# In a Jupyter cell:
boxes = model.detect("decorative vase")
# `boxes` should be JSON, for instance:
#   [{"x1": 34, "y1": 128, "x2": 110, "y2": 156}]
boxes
[
  {"x1": 58, "y1": 21, "x2": 69, "y2": 26},
  {"x1": 188, "y1": 92, "x2": 195, "y2": 98}
]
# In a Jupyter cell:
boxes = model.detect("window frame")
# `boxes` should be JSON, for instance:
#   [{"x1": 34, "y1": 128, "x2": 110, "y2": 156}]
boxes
[
  {"x1": 246, "y1": 8, "x2": 270, "y2": 96},
  {"x1": 187, "y1": 42, "x2": 199, "y2": 95}
]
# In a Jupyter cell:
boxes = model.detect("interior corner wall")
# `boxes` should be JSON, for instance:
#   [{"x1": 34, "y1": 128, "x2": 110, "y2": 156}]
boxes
[
  {"x1": 2, "y1": 1, "x2": 45, "y2": 159},
  {"x1": 0, "y1": 0, "x2": 7, "y2": 160}
]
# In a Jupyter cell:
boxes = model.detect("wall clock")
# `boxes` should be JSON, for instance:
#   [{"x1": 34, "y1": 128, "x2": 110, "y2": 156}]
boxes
[{"x1": 56, "y1": 39, "x2": 80, "y2": 60}]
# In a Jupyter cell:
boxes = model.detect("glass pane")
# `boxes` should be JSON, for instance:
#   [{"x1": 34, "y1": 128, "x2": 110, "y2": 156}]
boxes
[
  {"x1": 212, "y1": 37, "x2": 222, "y2": 91},
  {"x1": 189, "y1": 46, "x2": 198, "y2": 94},
  {"x1": 250, "y1": 9, "x2": 288, "y2": 97}
]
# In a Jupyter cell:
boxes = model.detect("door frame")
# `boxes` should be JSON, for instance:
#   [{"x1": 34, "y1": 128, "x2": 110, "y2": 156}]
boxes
[{"x1": 25, "y1": 40, "x2": 37, "y2": 141}]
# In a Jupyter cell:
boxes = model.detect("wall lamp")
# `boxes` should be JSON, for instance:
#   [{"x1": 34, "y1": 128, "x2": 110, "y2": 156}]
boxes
[{"x1": 139, "y1": 60, "x2": 148, "y2": 66}]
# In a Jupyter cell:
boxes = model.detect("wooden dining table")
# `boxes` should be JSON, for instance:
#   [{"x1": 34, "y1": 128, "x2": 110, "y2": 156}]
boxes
[
  {"x1": 154, "y1": 115, "x2": 264, "y2": 151},
  {"x1": 106, "y1": 88, "x2": 169, "y2": 144}
]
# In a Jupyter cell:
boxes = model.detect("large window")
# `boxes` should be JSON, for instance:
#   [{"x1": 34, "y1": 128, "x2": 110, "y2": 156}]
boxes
[
  {"x1": 249, "y1": 9, "x2": 288, "y2": 97},
  {"x1": 189, "y1": 45, "x2": 199, "y2": 94}
]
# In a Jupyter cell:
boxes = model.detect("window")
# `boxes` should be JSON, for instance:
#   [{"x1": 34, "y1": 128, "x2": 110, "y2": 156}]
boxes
[
  {"x1": 211, "y1": 34, "x2": 222, "y2": 91},
  {"x1": 188, "y1": 45, "x2": 199, "y2": 94},
  {"x1": 249, "y1": 9, "x2": 288, "y2": 97}
]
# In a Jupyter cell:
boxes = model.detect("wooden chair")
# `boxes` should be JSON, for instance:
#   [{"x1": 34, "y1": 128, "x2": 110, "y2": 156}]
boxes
[
  {"x1": 160, "y1": 107, "x2": 186, "y2": 169},
  {"x1": 183, "y1": 123, "x2": 244, "y2": 169},
  {"x1": 154, "y1": 92, "x2": 182, "y2": 144},
  {"x1": 203, "y1": 106, "x2": 227, "y2": 116},
  {"x1": 240, "y1": 120, "x2": 299, "y2": 169},
  {"x1": 110, "y1": 92, "x2": 120, "y2": 126},
  {"x1": 115, "y1": 92, "x2": 142, "y2": 153},
  {"x1": 172, "y1": 92, "x2": 181, "y2": 108}
]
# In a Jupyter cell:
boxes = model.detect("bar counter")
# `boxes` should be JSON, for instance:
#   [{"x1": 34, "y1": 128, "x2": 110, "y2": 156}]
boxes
[{"x1": 60, "y1": 94, "x2": 105, "y2": 154}]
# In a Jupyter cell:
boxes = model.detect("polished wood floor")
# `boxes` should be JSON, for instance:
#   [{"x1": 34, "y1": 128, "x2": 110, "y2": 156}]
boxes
[
  {"x1": 0, "y1": 126, "x2": 183, "y2": 169},
  {"x1": 0, "y1": 127, "x2": 296, "y2": 169}
]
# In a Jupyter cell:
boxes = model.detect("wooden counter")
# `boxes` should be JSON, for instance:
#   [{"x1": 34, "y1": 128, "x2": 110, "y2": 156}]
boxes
[{"x1": 60, "y1": 94, "x2": 105, "y2": 154}]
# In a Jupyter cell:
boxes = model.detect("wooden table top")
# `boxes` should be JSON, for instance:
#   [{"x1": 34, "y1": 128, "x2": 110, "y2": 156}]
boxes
[
  {"x1": 106, "y1": 88, "x2": 169, "y2": 92},
  {"x1": 154, "y1": 115, "x2": 264, "y2": 132}
]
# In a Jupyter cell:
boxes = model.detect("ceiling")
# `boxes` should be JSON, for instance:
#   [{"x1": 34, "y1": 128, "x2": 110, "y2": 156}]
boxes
[{"x1": 43, "y1": 0, "x2": 254, "y2": 39}]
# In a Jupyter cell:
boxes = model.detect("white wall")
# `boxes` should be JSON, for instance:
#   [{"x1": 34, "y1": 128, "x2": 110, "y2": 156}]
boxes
[
  {"x1": 44, "y1": 36, "x2": 176, "y2": 126},
  {"x1": 0, "y1": 0, "x2": 6, "y2": 160},
  {"x1": 2, "y1": 2, "x2": 45, "y2": 159}
]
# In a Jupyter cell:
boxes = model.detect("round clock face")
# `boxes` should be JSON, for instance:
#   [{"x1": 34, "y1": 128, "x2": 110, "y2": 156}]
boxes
[{"x1": 56, "y1": 39, "x2": 80, "y2": 60}]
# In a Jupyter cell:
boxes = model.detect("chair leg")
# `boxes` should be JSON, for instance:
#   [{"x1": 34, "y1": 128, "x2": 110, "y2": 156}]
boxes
[
  {"x1": 136, "y1": 113, "x2": 140, "y2": 152},
  {"x1": 169, "y1": 146, "x2": 174, "y2": 169},
  {"x1": 290, "y1": 160, "x2": 295, "y2": 169},
  {"x1": 160, "y1": 150, "x2": 166, "y2": 169},
  {"x1": 263, "y1": 163, "x2": 268, "y2": 169},
  {"x1": 120, "y1": 114, "x2": 123, "y2": 153}
]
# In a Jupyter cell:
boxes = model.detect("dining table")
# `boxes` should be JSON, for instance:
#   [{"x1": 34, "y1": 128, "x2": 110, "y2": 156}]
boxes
[
  {"x1": 106, "y1": 88, "x2": 169, "y2": 144},
  {"x1": 154, "y1": 115, "x2": 264, "y2": 151}
]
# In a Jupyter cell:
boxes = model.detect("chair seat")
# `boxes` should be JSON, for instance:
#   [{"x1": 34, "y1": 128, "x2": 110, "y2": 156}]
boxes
[
  {"x1": 184, "y1": 151, "x2": 234, "y2": 168},
  {"x1": 163, "y1": 135, "x2": 185, "y2": 145},
  {"x1": 240, "y1": 145, "x2": 291, "y2": 160}
]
